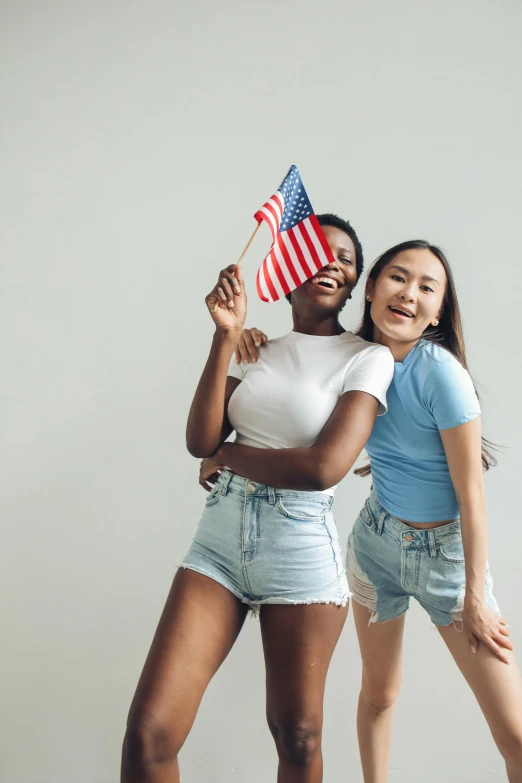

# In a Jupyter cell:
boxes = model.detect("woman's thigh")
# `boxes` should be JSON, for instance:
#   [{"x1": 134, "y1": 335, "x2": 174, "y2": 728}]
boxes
[
  {"x1": 352, "y1": 600, "x2": 406, "y2": 700},
  {"x1": 260, "y1": 602, "x2": 349, "y2": 724},
  {"x1": 438, "y1": 623, "x2": 522, "y2": 753},
  {"x1": 126, "y1": 569, "x2": 248, "y2": 742}
]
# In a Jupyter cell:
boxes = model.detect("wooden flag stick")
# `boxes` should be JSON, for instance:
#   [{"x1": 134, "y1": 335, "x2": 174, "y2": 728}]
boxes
[{"x1": 236, "y1": 222, "x2": 261, "y2": 267}]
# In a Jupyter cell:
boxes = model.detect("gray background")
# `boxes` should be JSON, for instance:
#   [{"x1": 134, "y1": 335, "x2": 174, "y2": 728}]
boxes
[{"x1": 1, "y1": 1, "x2": 521, "y2": 781}]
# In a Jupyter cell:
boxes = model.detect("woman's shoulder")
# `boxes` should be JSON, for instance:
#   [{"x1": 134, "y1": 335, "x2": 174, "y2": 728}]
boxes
[
  {"x1": 417, "y1": 341, "x2": 476, "y2": 405},
  {"x1": 418, "y1": 340, "x2": 468, "y2": 378},
  {"x1": 340, "y1": 335, "x2": 394, "y2": 411},
  {"x1": 345, "y1": 333, "x2": 394, "y2": 365}
]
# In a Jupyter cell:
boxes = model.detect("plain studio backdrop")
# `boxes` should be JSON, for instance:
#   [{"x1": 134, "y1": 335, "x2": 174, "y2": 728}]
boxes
[{"x1": 1, "y1": 2, "x2": 521, "y2": 781}]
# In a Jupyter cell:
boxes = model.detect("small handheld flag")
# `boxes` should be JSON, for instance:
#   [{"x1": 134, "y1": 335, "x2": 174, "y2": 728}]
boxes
[{"x1": 254, "y1": 165, "x2": 336, "y2": 302}]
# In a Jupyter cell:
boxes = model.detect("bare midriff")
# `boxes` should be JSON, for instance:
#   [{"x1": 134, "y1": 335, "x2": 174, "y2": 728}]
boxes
[{"x1": 397, "y1": 517, "x2": 459, "y2": 530}]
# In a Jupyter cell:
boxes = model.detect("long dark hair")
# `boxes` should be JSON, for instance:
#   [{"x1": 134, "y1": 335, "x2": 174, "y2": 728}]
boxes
[{"x1": 355, "y1": 240, "x2": 496, "y2": 475}]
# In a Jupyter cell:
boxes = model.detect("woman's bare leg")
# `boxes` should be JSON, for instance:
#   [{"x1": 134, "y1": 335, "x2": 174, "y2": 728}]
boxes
[
  {"x1": 261, "y1": 602, "x2": 349, "y2": 782},
  {"x1": 439, "y1": 623, "x2": 522, "y2": 782},
  {"x1": 352, "y1": 601, "x2": 406, "y2": 783},
  {"x1": 121, "y1": 569, "x2": 248, "y2": 783}
]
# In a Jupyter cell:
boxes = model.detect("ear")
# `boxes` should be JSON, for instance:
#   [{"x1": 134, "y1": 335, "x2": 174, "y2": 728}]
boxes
[
  {"x1": 365, "y1": 279, "x2": 374, "y2": 302},
  {"x1": 432, "y1": 305, "x2": 443, "y2": 326}
]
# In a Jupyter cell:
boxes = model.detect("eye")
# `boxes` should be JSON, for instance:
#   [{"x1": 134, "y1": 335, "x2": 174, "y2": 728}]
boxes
[
  {"x1": 391, "y1": 274, "x2": 405, "y2": 283},
  {"x1": 420, "y1": 285, "x2": 434, "y2": 293},
  {"x1": 339, "y1": 256, "x2": 353, "y2": 266}
]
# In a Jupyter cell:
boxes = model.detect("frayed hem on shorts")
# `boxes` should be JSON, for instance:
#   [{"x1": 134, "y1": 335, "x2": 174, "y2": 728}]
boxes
[
  {"x1": 351, "y1": 596, "x2": 408, "y2": 626},
  {"x1": 247, "y1": 595, "x2": 350, "y2": 618},
  {"x1": 432, "y1": 618, "x2": 462, "y2": 630},
  {"x1": 178, "y1": 565, "x2": 350, "y2": 618},
  {"x1": 428, "y1": 586, "x2": 466, "y2": 631}
]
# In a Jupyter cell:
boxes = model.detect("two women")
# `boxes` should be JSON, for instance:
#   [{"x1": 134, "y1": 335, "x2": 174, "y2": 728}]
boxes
[{"x1": 121, "y1": 214, "x2": 394, "y2": 782}]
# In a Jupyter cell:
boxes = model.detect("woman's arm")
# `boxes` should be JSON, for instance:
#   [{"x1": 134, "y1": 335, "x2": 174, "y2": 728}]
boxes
[
  {"x1": 210, "y1": 390, "x2": 381, "y2": 491},
  {"x1": 441, "y1": 419, "x2": 512, "y2": 662},
  {"x1": 186, "y1": 344, "x2": 241, "y2": 457},
  {"x1": 186, "y1": 264, "x2": 246, "y2": 458}
]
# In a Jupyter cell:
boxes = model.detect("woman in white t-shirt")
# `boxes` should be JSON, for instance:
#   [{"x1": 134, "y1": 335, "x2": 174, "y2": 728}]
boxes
[{"x1": 121, "y1": 215, "x2": 394, "y2": 783}]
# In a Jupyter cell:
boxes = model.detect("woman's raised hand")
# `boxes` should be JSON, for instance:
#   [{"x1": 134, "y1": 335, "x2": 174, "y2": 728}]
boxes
[
  {"x1": 234, "y1": 327, "x2": 268, "y2": 364},
  {"x1": 206, "y1": 265, "x2": 247, "y2": 332}
]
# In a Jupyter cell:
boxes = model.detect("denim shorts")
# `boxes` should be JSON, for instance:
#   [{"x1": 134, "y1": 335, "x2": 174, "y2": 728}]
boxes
[
  {"x1": 180, "y1": 470, "x2": 349, "y2": 612},
  {"x1": 346, "y1": 490, "x2": 500, "y2": 626}
]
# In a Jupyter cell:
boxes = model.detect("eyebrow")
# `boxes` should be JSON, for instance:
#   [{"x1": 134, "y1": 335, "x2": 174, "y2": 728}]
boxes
[{"x1": 390, "y1": 264, "x2": 441, "y2": 286}]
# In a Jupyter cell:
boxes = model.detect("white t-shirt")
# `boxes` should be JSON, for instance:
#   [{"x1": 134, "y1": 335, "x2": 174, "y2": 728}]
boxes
[{"x1": 227, "y1": 331, "x2": 394, "y2": 492}]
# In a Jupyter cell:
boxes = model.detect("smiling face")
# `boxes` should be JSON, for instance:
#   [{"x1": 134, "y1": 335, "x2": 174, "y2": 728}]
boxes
[
  {"x1": 290, "y1": 225, "x2": 359, "y2": 315},
  {"x1": 367, "y1": 248, "x2": 446, "y2": 350}
]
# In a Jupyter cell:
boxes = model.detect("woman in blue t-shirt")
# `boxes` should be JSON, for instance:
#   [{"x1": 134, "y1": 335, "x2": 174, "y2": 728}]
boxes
[{"x1": 216, "y1": 240, "x2": 522, "y2": 782}]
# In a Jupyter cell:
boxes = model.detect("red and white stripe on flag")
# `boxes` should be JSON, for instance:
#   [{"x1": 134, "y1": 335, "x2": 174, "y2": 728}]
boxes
[{"x1": 254, "y1": 189, "x2": 335, "y2": 303}]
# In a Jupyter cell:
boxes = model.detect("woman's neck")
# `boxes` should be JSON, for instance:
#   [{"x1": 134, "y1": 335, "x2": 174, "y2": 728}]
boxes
[
  {"x1": 292, "y1": 312, "x2": 345, "y2": 336},
  {"x1": 372, "y1": 326, "x2": 420, "y2": 362}
]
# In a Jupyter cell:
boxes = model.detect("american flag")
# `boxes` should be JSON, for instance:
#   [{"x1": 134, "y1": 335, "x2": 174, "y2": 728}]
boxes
[{"x1": 254, "y1": 165, "x2": 335, "y2": 302}]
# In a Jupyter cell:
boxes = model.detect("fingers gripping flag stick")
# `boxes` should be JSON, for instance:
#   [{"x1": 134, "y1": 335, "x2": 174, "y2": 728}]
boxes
[{"x1": 254, "y1": 165, "x2": 336, "y2": 302}]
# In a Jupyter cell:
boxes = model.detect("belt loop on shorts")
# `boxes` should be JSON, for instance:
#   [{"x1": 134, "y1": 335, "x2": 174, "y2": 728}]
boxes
[
  {"x1": 221, "y1": 470, "x2": 234, "y2": 495},
  {"x1": 267, "y1": 486, "x2": 276, "y2": 505},
  {"x1": 428, "y1": 529, "x2": 437, "y2": 557},
  {"x1": 375, "y1": 511, "x2": 385, "y2": 536}
]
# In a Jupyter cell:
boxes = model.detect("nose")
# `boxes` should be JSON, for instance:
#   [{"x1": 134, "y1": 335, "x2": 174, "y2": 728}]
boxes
[
  {"x1": 399, "y1": 284, "x2": 416, "y2": 302},
  {"x1": 323, "y1": 260, "x2": 340, "y2": 272}
]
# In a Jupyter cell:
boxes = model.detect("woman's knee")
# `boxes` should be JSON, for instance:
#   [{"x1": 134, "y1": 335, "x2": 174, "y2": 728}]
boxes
[
  {"x1": 122, "y1": 711, "x2": 180, "y2": 776},
  {"x1": 360, "y1": 678, "x2": 401, "y2": 716},
  {"x1": 497, "y1": 727, "x2": 522, "y2": 770},
  {"x1": 268, "y1": 717, "x2": 322, "y2": 767}
]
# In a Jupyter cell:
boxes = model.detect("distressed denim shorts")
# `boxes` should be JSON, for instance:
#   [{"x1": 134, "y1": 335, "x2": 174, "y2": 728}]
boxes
[
  {"x1": 346, "y1": 490, "x2": 500, "y2": 626},
  {"x1": 181, "y1": 470, "x2": 349, "y2": 612}
]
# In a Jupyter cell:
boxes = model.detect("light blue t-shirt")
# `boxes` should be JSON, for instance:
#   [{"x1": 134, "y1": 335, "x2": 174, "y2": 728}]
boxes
[{"x1": 366, "y1": 339, "x2": 481, "y2": 522}]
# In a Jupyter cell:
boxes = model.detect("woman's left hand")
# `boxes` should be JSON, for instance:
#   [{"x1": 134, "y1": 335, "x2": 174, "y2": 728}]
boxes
[
  {"x1": 463, "y1": 597, "x2": 513, "y2": 663},
  {"x1": 199, "y1": 455, "x2": 225, "y2": 492}
]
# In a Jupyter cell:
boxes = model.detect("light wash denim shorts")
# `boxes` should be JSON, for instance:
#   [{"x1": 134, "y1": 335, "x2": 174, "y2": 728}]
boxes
[
  {"x1": 181, "y1": 471, "x2": 349, "y2": 612},
  {"x1": 346, "y1": 490, "x2": 500, "y2": 626}
]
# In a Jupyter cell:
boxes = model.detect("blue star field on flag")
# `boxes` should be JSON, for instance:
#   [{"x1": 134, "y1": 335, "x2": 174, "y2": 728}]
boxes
[{"x1": 278, "y1": 166, "x2": 314, "y2": 230}]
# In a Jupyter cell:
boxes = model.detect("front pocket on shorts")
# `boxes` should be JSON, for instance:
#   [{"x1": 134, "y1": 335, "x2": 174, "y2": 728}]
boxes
[
  {"x1": 438, "y1": 535, "x2": 465, "y2": 564},
  {"x1": 205, "y1": 485, "x2": 223, "y2": 506},
  {"x1": 276, "y1": 496, "x2": 330, "y2": 523}
]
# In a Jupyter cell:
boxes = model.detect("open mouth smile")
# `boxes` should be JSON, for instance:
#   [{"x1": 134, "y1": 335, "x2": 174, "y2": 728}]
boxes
[
  {"x1": 388, "y1": 305, "x2": 414, "y2": 319},
  {"x1": 309, "y1": 275, "x2": 340, "y2": 291}
]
